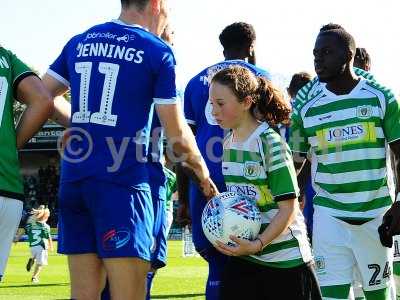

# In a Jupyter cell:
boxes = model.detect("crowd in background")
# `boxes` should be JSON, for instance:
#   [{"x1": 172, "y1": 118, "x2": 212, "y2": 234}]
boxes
[{"x1": 22, "y1": 165, "x2": 59, "y2": 227}]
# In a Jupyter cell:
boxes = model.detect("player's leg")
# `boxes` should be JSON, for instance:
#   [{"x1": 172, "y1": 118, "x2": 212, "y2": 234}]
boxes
[
  {"x1": 313, "y1": 209, "x2": 354, "y2": 300},
  {"x1": 32, "y1": 248, "x2": 49, "y2": 282},
  {"x1": 88, "y1": 180, "x2": 153, "y2": 300},
  {"x1": 146, "y1": 270, "x2": 155, "y2": 300},
  {"x1": 204, "y1": 248, "x2": 228, "y2": 299},
  {"x1": 394, "y1": 263, "x2": 400, "y2": 300},
  {"x1": 190, "y1": 181, "x2": 228, "y2": 300},
  {"x1": 352, "y1": 217, "x2": 394, "y2": 300},
  {"x1": 146, "y1": 185, "x2": 168, "y2": 300},
  {"x1": 58, "y1": 181, "x2": 105, "y2": 299},
  {"x1": 68, "y1": 254, "x2": 106, "y2": 299},
  {"x1": 393, "y1": 235, "x2": 400, "y2": 299},
  {"x1": 26, "y1": 247, "x2": 36, "y2": 272},
  {"x1": 165, "y1": 208, "x2": 174, "y2": 236},
  {"x1": 352, "y1": 267, "x2": 366, "y2": 300},
  {"x1": 100, "y1": 279, "x2": 110, "y2": 300},
  {"x1": 103, "y1": 257, "x2": 149, "y2": 300},
  {"x1": 29, "y1": 246, "x2": 41, "y2": 278},
  {"x1": 31, "y1": 264, "x2": 42, "y2": 283},
  {"x1": 0, "y1": 196, "x2": 23, "y2": 281}
]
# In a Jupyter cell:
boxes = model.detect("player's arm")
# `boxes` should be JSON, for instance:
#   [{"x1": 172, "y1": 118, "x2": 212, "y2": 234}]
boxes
[
  {"x1": 48, "y1": 231, "x2": 54, "y2": 251},
  {"x1": 175, "y1": 123, "x2": 196, "y2": 225},
  {"x1": 41, "y1": 74, "x2": 71, "y2": 127},
  {"x1": 156, "y1": 104, "x2": 218, "y2": 200},
  {"x1": 256, "y1": 198, "x2": 297, "y2": 246},
  {"x1": 296, "y1": 158, "x2": 310, "y2": 210},
  {"x1": 380, "y1": 140, "x2": 400, "y2": 242},
  {"x1": 13, "y1": 227, "x2": 25, "y2": 244},
  {"x1": 291, "y1": 136, "x2": 309, "y2": 209},
  {"x1": 379, "y1": 92, "x2": 400, "y2": 246},
  {"x1": 15, "y1": 76, "x2": 54, "y2": 149},
  {"x1": 390, "y1": 140, "x2": 400, "y2": 196},
  {"x1": 215, "y1": 198, "x2": 297, "y2": 256}
]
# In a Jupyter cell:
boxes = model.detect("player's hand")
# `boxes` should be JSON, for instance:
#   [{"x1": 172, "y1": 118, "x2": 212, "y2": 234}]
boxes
[
  {"x1": 214, "y1": 236, "x2": 262, "y2": 256},
  {"x1": 199, "y1": 177, "x2": 219, "y2": 201},
  {"x1": 385, "y1": 202, "x2": 400, "y2": 236},
  {"x1": 378, "y1": 202, "x2": 400, "y2": 247}
]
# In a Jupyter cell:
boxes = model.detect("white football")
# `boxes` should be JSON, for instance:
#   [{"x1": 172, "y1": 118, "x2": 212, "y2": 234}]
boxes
[{"x1": 201, "y1": 192, "x2": 262, "y2": 246}]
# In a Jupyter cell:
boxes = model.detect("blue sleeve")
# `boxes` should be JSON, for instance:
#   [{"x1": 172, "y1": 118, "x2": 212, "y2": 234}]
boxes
[
  {"x1": 47, "y1": 39, "x2": 73, "y2": 87},
  {"x1": 153, "y1": 47, "x2": 177, "y2": 105},
  {"x1": 183, "y1": 80, "x2": 196, "y2": 125}
]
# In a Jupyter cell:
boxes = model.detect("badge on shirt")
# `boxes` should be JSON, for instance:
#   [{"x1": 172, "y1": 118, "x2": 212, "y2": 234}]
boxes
[{"x1": 243, "y1": 161, "x2": 261, "y2": 180}]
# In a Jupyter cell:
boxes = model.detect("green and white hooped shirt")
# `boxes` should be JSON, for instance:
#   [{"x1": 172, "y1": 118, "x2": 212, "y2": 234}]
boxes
[
  {"x1": 290, "y1": 78, "x2": 400, "y2": 222},
  {"x1": 223, "y1": 122, "x2": 313, "y2": 268}
]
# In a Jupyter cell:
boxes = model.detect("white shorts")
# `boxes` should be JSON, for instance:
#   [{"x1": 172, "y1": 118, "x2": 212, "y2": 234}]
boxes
[
  {"x1": 30, "y1": 245, "x2": 48, "y2": 266},
  {"x1": 313, "y1": 208, "x2": 393, "y2": 292},
  {"x1": 0, "y1": 196, "x2": 23, "y2": 277}
]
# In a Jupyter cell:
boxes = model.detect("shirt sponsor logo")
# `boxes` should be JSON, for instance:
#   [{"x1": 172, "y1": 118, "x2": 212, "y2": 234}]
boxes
[
  {"x1": 316, "y1": 122, "x2": 376, "y2": 148},
  {"x1": 327, "y1": 125, "x2": 364, "y2": 142},
  {"x1": 227, "y1": 184, "x2": 258, "y2": 199},
  {"x1": 102, "y1": 228, "x2": 131, "y2": 251},
  {"x1": 85, "y1": 32, "x2": 135, "y2": 43}
]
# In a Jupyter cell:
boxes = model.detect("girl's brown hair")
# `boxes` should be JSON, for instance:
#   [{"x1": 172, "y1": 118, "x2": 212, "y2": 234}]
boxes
[{"x1": 210, "y1": 65, "x2": 291, "y2": 126}]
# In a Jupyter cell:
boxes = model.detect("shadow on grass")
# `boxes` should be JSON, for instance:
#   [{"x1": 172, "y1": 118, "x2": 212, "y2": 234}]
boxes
[
  {"x1": 152, "y1": 293, "x2": 205, "y2": 299},
  {"x1": 0, "y1": 283, "x2": 69, "y2": 288}
]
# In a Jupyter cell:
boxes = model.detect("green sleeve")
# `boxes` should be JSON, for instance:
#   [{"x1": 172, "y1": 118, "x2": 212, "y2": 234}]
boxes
[
  {"x1": 163, "y1": 166, "x2": 177, "y2": 200},
  {"x1": 8, "y1": 49, "x2": 36, "y2": 92},
  {"x1": 383, "y1": 92, "x2": 400, "y2": 143},
  {"x1": 262, "y1": 134, "x2": 299, "y2": 202},
  {"x1": 289, "y1": 109, "x2": 310, "y2": 154}
]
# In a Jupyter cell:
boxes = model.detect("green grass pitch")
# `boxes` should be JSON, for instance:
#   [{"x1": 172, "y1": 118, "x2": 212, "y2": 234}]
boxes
[{"x1": 0, "y1": 241, "x2": 207, "y2": 300}]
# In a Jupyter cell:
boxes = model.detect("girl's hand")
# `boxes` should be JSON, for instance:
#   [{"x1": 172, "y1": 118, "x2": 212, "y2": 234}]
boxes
[{"x1": 214, "y1": 235, "x2": 262, "y2": 256}]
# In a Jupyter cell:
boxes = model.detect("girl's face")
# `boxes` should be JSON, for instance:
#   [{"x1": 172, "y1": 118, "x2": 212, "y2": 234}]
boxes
[{"x1": 209, "y1": 81, "x2": 248, "y2": 129}]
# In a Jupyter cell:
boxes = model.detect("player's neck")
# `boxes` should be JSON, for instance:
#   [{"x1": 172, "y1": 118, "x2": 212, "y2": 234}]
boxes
[
  {"x1": 119, "y1": 8, "x2": 151, "y2": 30},
  {"x1": 232, "y1": 117, "x2": 260, "y2": 143},
  {"x1": 224, "y1": 50, "x2": 247, "y2": 61},
  {"x1": 325, "y1": 66, "x2": 360, "y2": 95}
]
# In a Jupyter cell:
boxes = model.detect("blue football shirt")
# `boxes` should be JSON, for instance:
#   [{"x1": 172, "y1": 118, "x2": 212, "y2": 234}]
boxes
[
  {"x1": 184, "y1": 60, "x2": 270, "y2": 183},
  {"x1": 48, "y1": 20, "x2": 177, "y2": 185}
]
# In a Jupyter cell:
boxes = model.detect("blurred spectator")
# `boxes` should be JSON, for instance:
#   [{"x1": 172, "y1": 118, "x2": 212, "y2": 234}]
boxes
[{"x1": 22, "y1": 164, "x2": 59, "y2": 227}]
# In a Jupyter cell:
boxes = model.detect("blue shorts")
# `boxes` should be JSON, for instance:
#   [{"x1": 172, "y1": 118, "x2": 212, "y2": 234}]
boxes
[
  {"x1": 150, "y1": 181, "x2": 168, "y2": 269},
  {"x1": 58, "y1": 178, "x2": 154, "y2": 260},
  {"x1": 189, "y1": 181, "x2": 226, "y2": 255}
]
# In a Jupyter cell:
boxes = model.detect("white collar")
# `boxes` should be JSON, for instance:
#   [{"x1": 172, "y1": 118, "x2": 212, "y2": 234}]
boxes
[{"x1": 111, "y1": 19, "x2": 146, "y2": 30}]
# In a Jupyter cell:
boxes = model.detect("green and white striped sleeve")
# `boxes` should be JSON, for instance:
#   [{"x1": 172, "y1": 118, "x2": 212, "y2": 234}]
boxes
[
  {"x1": 262, "y1": 133, "x2": 299, "y2": 202},
  {"x1": 383, "y1": 90, "x2": 400, "y2": 143}
]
